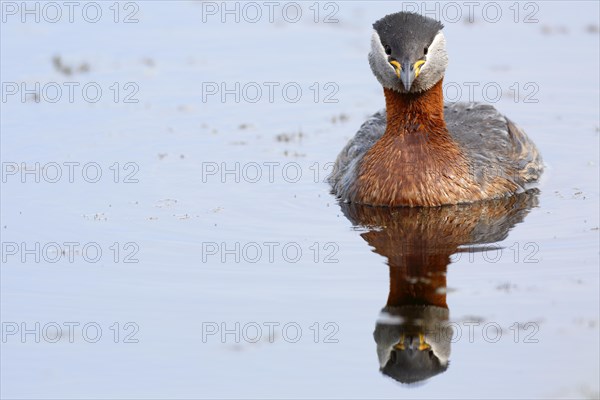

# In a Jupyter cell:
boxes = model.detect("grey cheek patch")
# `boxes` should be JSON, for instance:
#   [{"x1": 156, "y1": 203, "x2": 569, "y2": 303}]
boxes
[{"x1": 369, "y1": 30, "x2": 407, "y2": 93}]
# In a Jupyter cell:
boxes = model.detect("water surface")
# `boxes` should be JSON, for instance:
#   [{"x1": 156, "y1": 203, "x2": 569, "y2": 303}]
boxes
[{"x1": 1, "y1": 1, "x2": 599, "y2": 398}]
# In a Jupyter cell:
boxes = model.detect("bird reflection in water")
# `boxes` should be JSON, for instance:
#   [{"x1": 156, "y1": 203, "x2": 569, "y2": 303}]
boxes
[{"x1": 339, "y1": 190, "x2": 539, "y2": 384}]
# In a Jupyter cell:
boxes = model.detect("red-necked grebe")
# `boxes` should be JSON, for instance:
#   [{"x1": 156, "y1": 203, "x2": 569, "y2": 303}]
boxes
[{"x1": 329, "y1": 12, "x2": 543, "y2": 207}]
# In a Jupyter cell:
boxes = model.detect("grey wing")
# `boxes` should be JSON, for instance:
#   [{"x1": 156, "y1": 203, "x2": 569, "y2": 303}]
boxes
[
  {"x1": 328, "y1": 109, "x2": 387, "y2": 199},
  {"x1": 444, "y1": 102, "x2": 543, "y2": 188}
]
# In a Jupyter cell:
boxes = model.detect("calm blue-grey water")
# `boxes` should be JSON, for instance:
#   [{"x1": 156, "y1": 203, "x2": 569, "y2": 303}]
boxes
[{"x1": 1, "y1": 1, "x2": 599, "y2": 398}]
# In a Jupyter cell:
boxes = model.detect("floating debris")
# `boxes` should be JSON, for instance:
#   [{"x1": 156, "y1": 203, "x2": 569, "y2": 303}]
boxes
[
  {"x1": 276, "y1": 131, "x2": 304, "y2": 142},
  {"x1": 52, "y1": 55, "x2": 89, "y2": 75}
]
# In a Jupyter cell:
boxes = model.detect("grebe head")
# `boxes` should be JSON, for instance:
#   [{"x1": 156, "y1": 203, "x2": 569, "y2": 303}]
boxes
[{"x1": 369, "y1": 12, "x2": 448, "y2": 93}]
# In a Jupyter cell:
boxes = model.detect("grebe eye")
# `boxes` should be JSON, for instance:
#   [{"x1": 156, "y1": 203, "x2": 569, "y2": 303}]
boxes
[
  {"x1": 424, "y1": 47, "x2": 428, "y2": 55},
  {"x1": 384, "y1": 45, "x2": 392, "y2": 55}
]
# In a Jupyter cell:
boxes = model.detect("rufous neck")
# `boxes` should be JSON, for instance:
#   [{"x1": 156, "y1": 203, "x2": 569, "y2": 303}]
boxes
[
  {"x1": 383, "y1": 79, "x2": 446, "y2": 131},
  {"x1": 386, "y1": 255, "x2": 449, "y2": 309}
]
